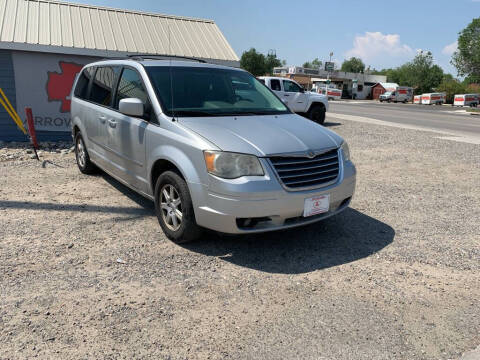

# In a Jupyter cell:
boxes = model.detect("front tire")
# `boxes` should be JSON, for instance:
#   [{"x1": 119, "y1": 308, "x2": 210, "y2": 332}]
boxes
[
  {"x1": 307, "y1": 104, "x2": 326, "y2": 125},
  {"x1": 154, "y1": 171, "x2": 202, "y2": 243},
  {"x1": 75, "y1": 132, "x2": 96, "y2": 174}
]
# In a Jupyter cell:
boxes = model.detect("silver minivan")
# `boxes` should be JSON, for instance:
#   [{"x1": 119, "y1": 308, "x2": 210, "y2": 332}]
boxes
[{"x1": 71, "y1": 57, "x2": 356, "y2": 243}]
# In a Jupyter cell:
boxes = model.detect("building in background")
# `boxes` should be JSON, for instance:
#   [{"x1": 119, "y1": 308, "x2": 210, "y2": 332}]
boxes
[
  {"x1": 370, "y1": 82, "x2": 400, "y2": 100},
  {"x1": 0, "y1": 0, "x2": 239, "y2": 141},
  {"x1": 273, "y1": 66, "x2": 387, "y2": 100}
]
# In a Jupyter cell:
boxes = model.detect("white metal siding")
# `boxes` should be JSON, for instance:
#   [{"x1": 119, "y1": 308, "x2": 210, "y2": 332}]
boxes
[{"x1": 0, "y1": 0, "x2": 238, "y2": 62}]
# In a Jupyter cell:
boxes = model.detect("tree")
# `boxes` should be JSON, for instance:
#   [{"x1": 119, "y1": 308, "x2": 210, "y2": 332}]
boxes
[
  {"x1": 341, "y1": 57, "x2": 365, "y2": 73},
  {"x1": 406, "y1": 51, "x2": 444, "y2": 94},
  {"x1": 240, "y1": 48, "x2": 285, "y2": 76},
  {"x1": 371, "y1": 52, "x2": 444, "y2": 93},
  {"x1": 302, "y1": 58, "x2": 322, "y2": 69},
  {"x1": 302, "y1": 61, "x2": 312, "y2": 68},
  {"x1": 451, "y1": 18, "x2": 480, "y2": 82},
  {"x1": 436, "y1": 78, "x2": 466, "y2": 104},
  {"x1": 240, "y1": 48, "x2": 266, "y2": 76},
  {"x1": 265, "y1": 53, "x2": 282, "y2": 74}
]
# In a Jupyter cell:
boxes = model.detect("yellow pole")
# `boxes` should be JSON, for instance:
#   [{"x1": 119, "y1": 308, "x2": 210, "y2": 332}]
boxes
[{"x1": 0, "y1": 88, "x2": 27, "y2": 134}]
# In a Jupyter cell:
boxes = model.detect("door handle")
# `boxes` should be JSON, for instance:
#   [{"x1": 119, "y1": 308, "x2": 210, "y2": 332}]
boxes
[
  {"x1": 284, "y1": 94, "x2": 290, "y2": 97},
  {"x1": 98, "y1": 116, "x2": 107, "y2": 124},
  {"x1": 108, "y1": 119, "x2": 117, "y2": 128}
]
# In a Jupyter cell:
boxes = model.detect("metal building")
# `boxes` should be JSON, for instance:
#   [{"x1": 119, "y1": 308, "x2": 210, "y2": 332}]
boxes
[{"x1": 0, "y1": 0, "x2": 239, "y2": 141}]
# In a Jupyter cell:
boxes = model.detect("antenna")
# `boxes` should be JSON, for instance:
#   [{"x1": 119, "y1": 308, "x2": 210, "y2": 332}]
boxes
[{"x1": 168, "y1": 20, "x2": 175, "y2": 121}]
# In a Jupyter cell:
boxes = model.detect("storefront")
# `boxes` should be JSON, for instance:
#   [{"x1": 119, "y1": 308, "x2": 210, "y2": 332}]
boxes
[{"x1": 0, "y1": 0, "x2": 239, "y2": 141}]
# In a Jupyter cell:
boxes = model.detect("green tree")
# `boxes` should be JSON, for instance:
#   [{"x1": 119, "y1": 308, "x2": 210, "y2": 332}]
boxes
[
  {"x1": 452, "y1": 18, "x2": 480, "y2": 82},
  {"x1": 302, "y1": 58, "x2": 322, "y2": 69},
  {"x1": 436, "y1": 78, "x2": 466, "y2": 104},
  {"x1": 302, "y1": 61, "x2": 312, "y2": 68},
  {"x1": 265, "y1": 53, "x2": 283, "y2": 75},
  {"x1": 371, "y1": 52, "x2": 444, "y2": 93},
  {"x1": 406, "y1": 51, "x2": 444, "y2": 94},
  {"x1": 240, "y1": 48, "x2": 266, "y2": 76},
  {"x1": 240, "y1": 48, "x2": 285, "y2": 76},
  {"x1": 341, "y1": 57, "x2": 365, "y2": 73}
]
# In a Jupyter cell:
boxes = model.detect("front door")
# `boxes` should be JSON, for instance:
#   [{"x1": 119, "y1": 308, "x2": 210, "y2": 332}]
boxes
[
  {"x1": 107, "y1": 67, "x2": 150, "y2": 192},
  {"x1": 282, "y1": 80, "x2": 307, "y2": 112},
  {"x1": 87, "y1": 65, "x2": 121, "y2": 168}
]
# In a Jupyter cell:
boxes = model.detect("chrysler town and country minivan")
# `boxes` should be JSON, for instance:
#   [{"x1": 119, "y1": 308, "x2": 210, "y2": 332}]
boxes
[{"x1": 71, "y1": 57, "x2": 356, "y2": 243}]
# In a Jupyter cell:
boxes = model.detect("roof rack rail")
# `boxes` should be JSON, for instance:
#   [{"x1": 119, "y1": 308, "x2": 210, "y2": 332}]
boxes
[{"x1": 126, "y1": 54, "x2": 207, "y2": 63}]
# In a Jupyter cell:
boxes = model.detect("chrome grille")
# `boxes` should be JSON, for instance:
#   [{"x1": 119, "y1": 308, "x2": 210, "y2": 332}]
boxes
[{"x1": 269, "y1": 149, "x2": 340, "y2": 190}]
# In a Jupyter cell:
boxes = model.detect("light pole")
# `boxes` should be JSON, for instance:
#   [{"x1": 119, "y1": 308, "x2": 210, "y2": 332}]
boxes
[{"x1": 326, "y1": 52, "x2": 333, "y2": 99}]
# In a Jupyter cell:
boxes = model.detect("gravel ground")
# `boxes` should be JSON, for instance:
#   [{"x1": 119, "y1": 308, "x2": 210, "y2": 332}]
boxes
[{"x1": 0, "y1": 118, "x2": 479, "y2": 360}]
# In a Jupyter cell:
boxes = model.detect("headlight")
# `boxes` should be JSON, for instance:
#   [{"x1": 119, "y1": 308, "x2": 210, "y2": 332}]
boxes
[
  {"x1": 204, "y1": 151, "x2": 264, "y2": 179},
  {"x1": 340, "y1": 142, "x2": 350, "y2": 162}
]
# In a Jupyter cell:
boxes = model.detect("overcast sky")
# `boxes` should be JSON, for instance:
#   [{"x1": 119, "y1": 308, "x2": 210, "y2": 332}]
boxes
[{"x1": 70, "y1": 0, "x2": 479, "y2": 75}]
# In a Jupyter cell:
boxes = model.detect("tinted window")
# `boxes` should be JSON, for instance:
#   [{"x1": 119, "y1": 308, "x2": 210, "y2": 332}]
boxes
[
  {"x1": 283, "y1": 80, "x2": 302, "y2": 93},
  {"x1": 257, "y1": 78, "x2": 265, "y2": 85},
  {"x1": 115, "y1": 68, "x2": 149, "y2": 109},
  {"x1": 90, "y1": 66, "x2": 120, "y2": 106},
  {"x1": 270, "y1": 79, "x2": 281, "y2": 91},
  {"x1": 74, "y1": 67, "x2": 95, "y2": 99},
  {"x1": 146, "y1": 66, "x2": 289, "y2": 117}
]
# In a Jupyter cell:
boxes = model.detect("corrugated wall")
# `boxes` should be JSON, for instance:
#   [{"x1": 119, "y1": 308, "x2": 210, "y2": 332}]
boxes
[
  {"x1": 0, "y1": 49, "x2": 71, "y2": 142},
  {"x1": 0, "y1": 49, "x2": 25, "y2": 142}
]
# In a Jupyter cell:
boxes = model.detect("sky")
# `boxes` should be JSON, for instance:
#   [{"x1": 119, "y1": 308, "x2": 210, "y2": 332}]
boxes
[{"x1": 70, "y1": 0, "x2": 480, "y2": 75}]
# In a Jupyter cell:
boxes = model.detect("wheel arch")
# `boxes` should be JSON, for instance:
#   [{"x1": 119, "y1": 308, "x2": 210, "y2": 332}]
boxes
[
  {"x1": 307, "y1": 101, "x2": 326, "y2": 113},
  {"x1": 148, "y1": 146, "x2": 203, "y2": 194}
]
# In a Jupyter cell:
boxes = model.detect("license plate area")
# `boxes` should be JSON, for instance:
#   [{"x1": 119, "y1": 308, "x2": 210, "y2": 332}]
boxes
[{"x1": 303, "y1": 194, "x2": 330, "y2": 217}]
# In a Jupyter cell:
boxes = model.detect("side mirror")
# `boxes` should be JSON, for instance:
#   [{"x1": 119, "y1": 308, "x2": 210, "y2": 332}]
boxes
[{"x1": 119, "y1": 98, "x2": 144, "y2": 117}]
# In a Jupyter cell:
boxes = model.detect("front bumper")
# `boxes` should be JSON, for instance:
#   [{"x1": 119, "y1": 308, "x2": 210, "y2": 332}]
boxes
[{"x1": 190, "y1": 158, "x2": 356, "y2": 234}]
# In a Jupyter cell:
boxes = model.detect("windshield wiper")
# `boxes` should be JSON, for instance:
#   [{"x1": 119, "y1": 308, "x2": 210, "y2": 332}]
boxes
[{"x1": 171, "y1": 110, "x2": 218, "y2": 117}]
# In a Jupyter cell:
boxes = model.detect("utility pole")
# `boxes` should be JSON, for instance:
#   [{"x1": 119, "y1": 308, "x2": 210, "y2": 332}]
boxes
[{"x1": 326, "y1": 52, "x2": 333, "y2": 99}]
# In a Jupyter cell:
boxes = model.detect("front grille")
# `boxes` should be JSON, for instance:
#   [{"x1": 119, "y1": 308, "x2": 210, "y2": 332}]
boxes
[{"x1": 269, "y1": 149, "x2": 340, "y2": 190}]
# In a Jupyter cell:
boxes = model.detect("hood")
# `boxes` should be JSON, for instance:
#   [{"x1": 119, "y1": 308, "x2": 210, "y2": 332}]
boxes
[{"x1": 179, "y1": 114, "x2": 342, "y2": 157}]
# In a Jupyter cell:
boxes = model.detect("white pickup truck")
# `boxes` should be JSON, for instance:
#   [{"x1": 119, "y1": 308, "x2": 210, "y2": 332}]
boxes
[{"x1": 258, "y1": 76, "x2": 329, "y2": 124}]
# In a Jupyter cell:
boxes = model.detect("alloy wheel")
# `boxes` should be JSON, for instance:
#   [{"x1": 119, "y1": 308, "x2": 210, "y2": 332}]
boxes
[{"x1": 160, "y1": 184, "x2": 183, "y2": 231}]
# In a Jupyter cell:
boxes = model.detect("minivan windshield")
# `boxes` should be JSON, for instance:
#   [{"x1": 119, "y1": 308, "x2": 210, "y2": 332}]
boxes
[{"x1": 146, "y1": 66, "x2": 290, "y2": 117}]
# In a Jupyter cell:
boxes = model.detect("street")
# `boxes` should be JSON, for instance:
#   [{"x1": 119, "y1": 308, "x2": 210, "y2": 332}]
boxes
[{"x1": 329, "y1": 101, "x2": 480, "y2": 143}]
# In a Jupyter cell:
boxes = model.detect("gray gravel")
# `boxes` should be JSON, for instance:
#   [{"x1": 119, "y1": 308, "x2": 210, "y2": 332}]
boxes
[{"x1": 0, "y1": 118, "x2": 478, "y2": 359}]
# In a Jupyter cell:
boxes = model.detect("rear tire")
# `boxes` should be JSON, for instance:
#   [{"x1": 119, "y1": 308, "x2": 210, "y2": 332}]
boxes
[
  {"x1": 154, "y1": 171, "x2": 202, "y2": 243},
  {"x1": 307, "y1": 104, "x2": 326, "y2": 125},
  {"x1": 75, "y1": 132, "x2": 96, "y2": 174}
]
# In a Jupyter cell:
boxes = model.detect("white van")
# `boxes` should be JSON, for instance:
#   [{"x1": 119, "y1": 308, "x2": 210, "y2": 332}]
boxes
[
  {"x1": 453, "y1": 94, "x2": 479, "y2": 107},
  {"x1": 413, "y1": 95, "x2": 422, "y2": 104},
  {"x1": 421, "y1": 93, "x2": 446, "y2": 105}
]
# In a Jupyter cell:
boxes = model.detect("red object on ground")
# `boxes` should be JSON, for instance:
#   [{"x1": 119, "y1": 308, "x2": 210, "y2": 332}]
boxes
[{"x1": 25, "y1": 107, "x2": 38, "y2": 149}]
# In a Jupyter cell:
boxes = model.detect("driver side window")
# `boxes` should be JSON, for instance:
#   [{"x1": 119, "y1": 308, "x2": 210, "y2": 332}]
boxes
[{"x1": 283, "y1": 80, "x2": 302, "y2": 93}]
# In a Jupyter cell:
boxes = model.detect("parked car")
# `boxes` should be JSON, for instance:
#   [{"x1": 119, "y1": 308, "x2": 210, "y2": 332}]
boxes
[
  {"x1": 71, "y1": 58, "x2": 356, "y2": 243},
  {"x1": 453, "y1": 94, "x2": 479, "y2": 107},
  {"x1": 379, "y1": 91, "x2": 393, "y2": 102},
  {"x1": 258, "y1": 76, "x2": 329, "y2": 124}
]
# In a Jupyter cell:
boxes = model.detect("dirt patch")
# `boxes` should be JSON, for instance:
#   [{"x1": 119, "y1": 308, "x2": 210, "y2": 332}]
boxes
[{"x1": 0, "y1": 119, "x2": 478, "y2": 359}]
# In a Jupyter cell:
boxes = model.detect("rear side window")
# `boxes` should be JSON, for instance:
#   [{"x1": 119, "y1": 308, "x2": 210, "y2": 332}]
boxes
[
  {"x1": 74, "y1": 67, "x2": 95, "y2": 99},
  {"x1": 89, "y1": 66, "x2": 120, "y2": 107},
  {"x1": 115, "y1": 68, "x2": 149, "y2": 109},
  {"x1": 270, "y1": 79, "x2": 281, "y2": 91}
]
